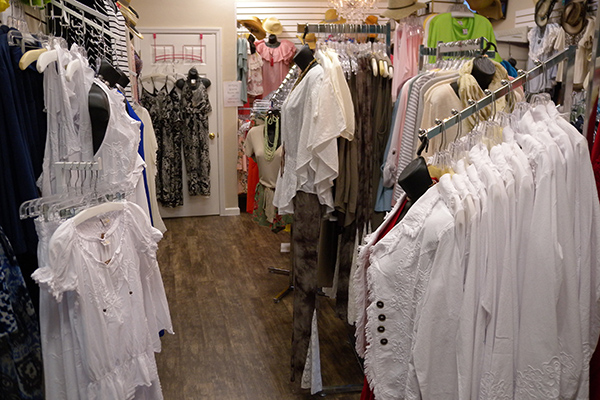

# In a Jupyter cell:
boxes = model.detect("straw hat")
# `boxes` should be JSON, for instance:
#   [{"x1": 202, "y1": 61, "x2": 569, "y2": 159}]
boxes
[
  {"x1": 562, "y1": 0, "x2": 587, "y2": 35},
  {"x1": 297, "y1": 33, "x2": 317, "y2": 50},
  {"x1": 466, "y1": 0, "x2": 503, "y2": 20},
  {"x1": 320, "y1": 9, "x2": 347, "y2": 24},
  {"x1": 262, "y1": 17, "x2": 284, "y2": 35},
  {"x1": 381, "y1": 0, "x2": 426, "y2": 21},
  {"x1": 238, "y1": 17, "x2": 267, "y2": 40}
]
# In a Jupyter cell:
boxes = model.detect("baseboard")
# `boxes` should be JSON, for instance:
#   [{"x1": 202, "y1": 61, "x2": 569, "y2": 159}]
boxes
[{"x1": 221, "y1": 207, "x2": 240, "y2": 216}]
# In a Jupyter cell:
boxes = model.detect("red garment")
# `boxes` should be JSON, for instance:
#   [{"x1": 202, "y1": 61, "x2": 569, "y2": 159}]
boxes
[
  {"x1": 246, "y1": 159, "x2": 259, "y2": 213},
  {"x1": 360, "y1": 376, "x2": 375, "y2": 400},
  {"x1": 591, "y1": 337, "x2": 600, "y2": 399}
]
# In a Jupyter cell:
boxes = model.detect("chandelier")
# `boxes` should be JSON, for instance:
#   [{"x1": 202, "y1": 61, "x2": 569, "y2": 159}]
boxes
[{"x1": 329, "y1": 0, "x2": 377, "y2": 23}]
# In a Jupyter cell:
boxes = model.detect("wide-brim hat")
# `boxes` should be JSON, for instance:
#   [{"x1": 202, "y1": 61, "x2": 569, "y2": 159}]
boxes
[
  {"x1": 116, "y1": 1, "x2": 143, "y2": 38},
  {"x1": 381, "y1": 0, "x2": 426, "y2": 21},
  {"x1": 466, "y1": 0, "x2": 503, "y2": 20},
  {"x1": 320, "y1": 9, "x2": 347, "y2": 24},
  {"x1": 297, "y1": 33, "x2": 317, "y2": 50},
  {"x1": 562, "y1": 0, "x2": 587, "y2": 35},
  {"x1": 238, "y1": 17, "x2": 267, "y2": 40},
  {"x1": 263, "y1": 17, "x2": 283, "y2": 35},
  {"x1": 534, "y1": 0, "x2": 557, "y2": 28}
]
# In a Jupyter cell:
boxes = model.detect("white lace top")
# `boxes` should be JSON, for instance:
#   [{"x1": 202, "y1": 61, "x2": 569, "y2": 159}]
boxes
[
  {"x1": 273, "y1": 64, "x2": 346, "y2": 214},
  {"x1": 32, "y1": 202, "x2": 172, "y2": 400}
]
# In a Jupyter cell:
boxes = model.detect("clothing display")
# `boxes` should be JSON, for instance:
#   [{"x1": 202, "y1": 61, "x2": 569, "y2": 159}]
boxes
[
  {"x1": 33, "y1": 202, "x2": 173, "y2": 400},
  {"x1": 355, "y1": 99, "x2": 600, "y2": 399},
  {"x1": 255, "y1": 39, "x2": 296, "y2": 96},
  {"x1": 427, "y1": 13, "x2": 502, "y2": 63},
  {"x1": 140, "y1": 77, "x2": 212, "y2": 206},
  {"x1": 5, "y1": 2, "x2": 600, "y2": 399}
]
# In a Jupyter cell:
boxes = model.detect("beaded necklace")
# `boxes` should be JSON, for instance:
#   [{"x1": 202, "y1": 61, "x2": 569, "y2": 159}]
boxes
[
  {"x1": 264, "y1": 113, "x2": 280, "y2": 161},
  {"x1": 291, "y1": 59, "x2": 318, "y2": 92}
]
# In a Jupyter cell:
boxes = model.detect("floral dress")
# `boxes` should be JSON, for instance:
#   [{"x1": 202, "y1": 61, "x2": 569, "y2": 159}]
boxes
[{"x1": 181, "y1": 80, "x2": 212, "y2": 196}]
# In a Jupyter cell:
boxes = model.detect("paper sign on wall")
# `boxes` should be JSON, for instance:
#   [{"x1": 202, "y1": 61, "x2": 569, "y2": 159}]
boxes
[{"x1": 223, "y1": 81, "x2": 243, "y2": 107}]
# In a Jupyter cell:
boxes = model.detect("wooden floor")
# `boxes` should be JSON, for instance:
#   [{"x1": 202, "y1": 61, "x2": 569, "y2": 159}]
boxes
[{"x1": 155, "y1": 213, "x2": 364, "y2": 400}]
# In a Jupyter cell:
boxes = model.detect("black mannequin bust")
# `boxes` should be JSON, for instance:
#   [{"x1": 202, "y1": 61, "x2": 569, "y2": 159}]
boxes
[
  {"x1": 265, "y1": 34, "x2": 280, "y2": 48},
  {"x1": 451, "y1": 56, "x2": 496, "y2": 96},
  {"x1": 293, "y1": 45, "x2": 316, "y2": 71},
  {"x1": 90, "y1": 59, "x2": 130, "y2": 154},
  {"x1": 248, "y1": 34, "x2": 256, "y2": 54},
  {"x1": 177, "y1": 67, "x2": 211, "y2": 90},
  {"x1": 89, "y1": 84, "x2": 110, "y2": 154}
]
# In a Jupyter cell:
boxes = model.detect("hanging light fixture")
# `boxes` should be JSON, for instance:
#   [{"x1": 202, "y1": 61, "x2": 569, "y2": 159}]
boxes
[{"x1": 329, "y1": 0, "x2": 377, "y2": 23}]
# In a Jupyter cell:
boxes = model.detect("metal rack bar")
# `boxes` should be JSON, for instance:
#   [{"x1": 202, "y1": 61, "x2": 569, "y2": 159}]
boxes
[
  {"x1": 420, "y1": 45, "x2": 577, "y2": 141},
  {"x1": 49, "y1": 0, "x2": 118, "y2": 39},
  {"x1": 297, "y1": 23, "x2": 392, "y2": 53},
  {"x1": 50, "y1": 0, "x2": 108, "y2": 22}
]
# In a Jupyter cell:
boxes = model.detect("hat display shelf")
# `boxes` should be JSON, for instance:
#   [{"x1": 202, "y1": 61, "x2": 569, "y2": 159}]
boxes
[{"x1": 296, "y1": 22, "x2": 392, "y2": 54}]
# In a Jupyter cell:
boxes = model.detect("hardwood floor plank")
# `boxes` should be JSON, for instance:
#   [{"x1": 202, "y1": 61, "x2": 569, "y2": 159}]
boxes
[{"x1": 156, "y1": 214, "x2": 363, "y2": 399}]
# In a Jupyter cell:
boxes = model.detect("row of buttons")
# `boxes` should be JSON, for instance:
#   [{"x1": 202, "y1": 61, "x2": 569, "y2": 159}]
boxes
[{"x1": 377, "y1": 300, "x2": 387, "y2": 345}]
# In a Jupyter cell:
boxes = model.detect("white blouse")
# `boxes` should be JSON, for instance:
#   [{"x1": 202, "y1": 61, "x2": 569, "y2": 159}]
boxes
[{"x1": 32, "y1": 202, "x2": 172, "y2": 400}]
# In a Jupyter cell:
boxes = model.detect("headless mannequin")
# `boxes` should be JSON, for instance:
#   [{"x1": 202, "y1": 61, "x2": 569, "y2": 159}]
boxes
[
  {"x1": 451, "y1": 56, "x2": 495, "y2": 96},
  {"x1": 265, "y1": 34, "x2": 280, "y2": 48},
  {"x1": 248, "y1": 34, "x2": 256, "y2": 54},
  {"x1": 176, "y1": 67, "x2": 211, "y2": 90},
  {"x1": 89, "y1": 59, "x2": 130, "y2": 154},
  {"x1": 265, "y1": 110, "x2": 282, "y2": 148},
  {"x1": 293, "y1": 44, "x2": 316, "y2": 72},
  {"x1": 394, "y1": 156, "x2": 433, "y2": 223}
]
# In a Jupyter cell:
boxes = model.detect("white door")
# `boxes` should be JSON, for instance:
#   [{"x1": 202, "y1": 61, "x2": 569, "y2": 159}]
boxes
[{"x1": 136, "y1": 29, "x2": 222, "y2": 217}]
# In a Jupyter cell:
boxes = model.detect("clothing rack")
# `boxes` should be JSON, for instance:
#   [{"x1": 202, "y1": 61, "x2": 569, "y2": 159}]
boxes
[
  {"x1": 418, "y1": 37, "x2": 496, "y2": 71},
  {"x1": 269, "y1": 64, "x2": 298, "y2": 110},
  {"x1": 297, "y1": 23, "x2": 392, "y2": 53},
  {"x1": 48, "y1": 0, "x2": 119, "y2": 40},
  {"x1": 419, "y1": 45, "x2": 576, "y2": 141}
]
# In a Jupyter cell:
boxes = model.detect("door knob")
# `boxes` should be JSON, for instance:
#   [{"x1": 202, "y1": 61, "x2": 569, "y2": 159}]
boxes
[{"x1": 209, "y1": 132, "x2": 216, "y2": 140}]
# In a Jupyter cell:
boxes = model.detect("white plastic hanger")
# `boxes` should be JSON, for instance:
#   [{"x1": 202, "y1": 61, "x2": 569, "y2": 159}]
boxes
[
  {"x1": 65, "y1": 58, "x2": 82, "y2": 81},
  {"x1": 37, "y1": 49, "x2": 58, "y2": 72},
  {"x1": 72, "y1": 201, "x2": 125, "y2": 226}
]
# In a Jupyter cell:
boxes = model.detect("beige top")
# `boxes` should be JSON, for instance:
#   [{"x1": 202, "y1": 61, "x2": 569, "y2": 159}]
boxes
[{"x1": 244, "y1": 125, "x2": 282, "y2": 188}]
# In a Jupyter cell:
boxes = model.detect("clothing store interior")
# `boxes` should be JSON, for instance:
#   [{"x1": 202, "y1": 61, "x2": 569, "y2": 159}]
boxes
[{"x1": 4, "y1": 0, "x2": 600, "y2": 399}]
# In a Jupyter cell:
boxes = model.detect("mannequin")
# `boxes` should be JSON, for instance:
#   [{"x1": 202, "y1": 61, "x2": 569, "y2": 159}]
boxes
[
  {"x1": 248, "y1": 34, "x2": 256, "y2": 54},
  {"x1": 451, "y1": 56, "x2": 495, "y2": 95},
  {"x1": 89, "y1": 59, "x2": 129, "y2": 154},
  {"x1": 265, "y1": 33, "x2": 280, "y2": 48},
  {"x1": 177, "y1": 67, "x2": 211, "y2": 90},
  {"x1": 293, "y1": 44, "x2": 316, "y2": 72}
]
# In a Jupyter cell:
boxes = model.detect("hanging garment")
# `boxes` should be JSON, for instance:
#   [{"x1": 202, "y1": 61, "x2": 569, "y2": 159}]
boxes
[
  {"x1": 527, "y1": 23, "x2": 565, "y2": 93},
  {"x1": 181, "y1": 79, "x2": 212, "y2": 196},
  {"x1": 32, "y1": 202, "x2": 173, "y2": 400},
  {"x1": 0, "y1": 226, "x2": 43, "y2": 400},
  {"x1": 247, "y1": 52, "x2": 264, "y2": 96},
  {"x1": 255, "y1": 39, "x2": 296, "y2": 96},
  {"x1": 427, "y1": 13, "x2": 502, "y2": 63},
  {"x1": 237, "y1": 37, "x2": 248, "y2": 103},
  {"x1": 355, "y1": 100, "x2": 600, "y2": 400},
  {"x1": 133, "y1": 103, "x2": 167, "y2": 233}
]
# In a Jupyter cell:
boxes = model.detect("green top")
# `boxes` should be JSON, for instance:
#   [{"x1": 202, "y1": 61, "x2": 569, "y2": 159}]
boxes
[{"x1": 428, "y1": 13, "x2": 502, "y2": 63}]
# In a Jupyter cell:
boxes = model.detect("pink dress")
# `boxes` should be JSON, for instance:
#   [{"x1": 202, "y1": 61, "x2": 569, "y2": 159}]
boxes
[{"x1": 255, "y1": 39, "x2": 296, "y2": 96}]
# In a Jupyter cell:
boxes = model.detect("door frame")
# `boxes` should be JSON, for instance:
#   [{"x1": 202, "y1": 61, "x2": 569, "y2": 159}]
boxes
[{"x1": 137, "y1": 27, "x2": 228, "y2": 216}]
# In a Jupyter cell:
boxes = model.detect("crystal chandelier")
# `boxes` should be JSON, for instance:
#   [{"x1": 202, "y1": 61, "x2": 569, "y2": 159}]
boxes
[{"x1": 329, "y1": 0, "x2": 377, "y2": 23}]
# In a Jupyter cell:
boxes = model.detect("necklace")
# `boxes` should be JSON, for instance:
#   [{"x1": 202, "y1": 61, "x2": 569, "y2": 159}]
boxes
[
  {"x1": 264, "y1": 114, "x2": 279, "y2": 161},
  {"x1": 291, "y1": 59, "x2": 318, "y2": 92}
]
